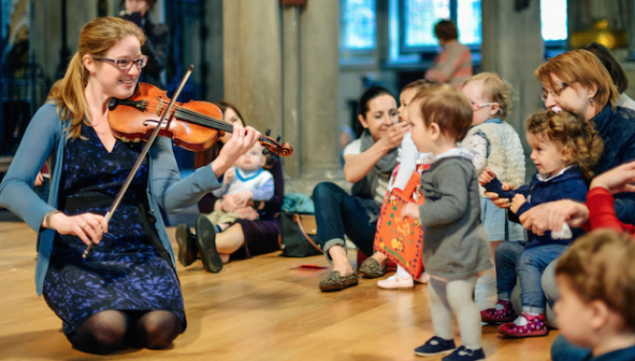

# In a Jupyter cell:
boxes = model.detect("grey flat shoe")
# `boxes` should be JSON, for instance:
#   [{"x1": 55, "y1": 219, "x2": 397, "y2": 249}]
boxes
[
  {"x1": 319, "y1": 271, "x2": 359, "y2": 292},
  {"x1": 359, "y1": 257, "x2": 386, "y2": 279}
]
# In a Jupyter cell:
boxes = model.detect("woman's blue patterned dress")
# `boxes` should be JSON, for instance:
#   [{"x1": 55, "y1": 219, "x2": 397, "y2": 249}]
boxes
[{"x1": 42, "y1": 124, "x2": 185, "y2": 336}]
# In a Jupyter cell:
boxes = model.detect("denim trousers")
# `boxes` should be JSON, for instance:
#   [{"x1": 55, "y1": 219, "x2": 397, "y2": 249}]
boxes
[
  {"x1": 312, "y1": 182, "x2": 377, "y2": 258},
  {"x1": 495, "y1": 242, "x2": 568, "y2": 313}
]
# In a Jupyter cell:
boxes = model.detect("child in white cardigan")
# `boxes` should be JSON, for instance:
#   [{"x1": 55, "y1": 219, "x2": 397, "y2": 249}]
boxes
[{"x1": 461, "y1": 72, "x2": 526, "y2": 259}]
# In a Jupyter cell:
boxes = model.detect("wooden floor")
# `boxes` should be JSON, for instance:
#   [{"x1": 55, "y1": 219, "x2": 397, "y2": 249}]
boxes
[{"x1": 0, "y1": 221, "x2": 557, "y2": 360}]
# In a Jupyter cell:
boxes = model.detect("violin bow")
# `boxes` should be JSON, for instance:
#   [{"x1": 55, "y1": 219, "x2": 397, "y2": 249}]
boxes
[{"x1": 83, "y1": 65, "x2": 194, "y2": 258}]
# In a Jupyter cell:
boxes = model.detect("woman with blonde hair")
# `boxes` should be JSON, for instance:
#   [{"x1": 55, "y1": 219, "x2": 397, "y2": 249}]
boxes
[{"x1": 0, "y1": 17, "x2": 259, "y2": 354}]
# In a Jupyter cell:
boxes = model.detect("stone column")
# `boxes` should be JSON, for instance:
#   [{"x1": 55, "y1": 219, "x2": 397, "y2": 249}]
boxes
[
  {"x1": 282, "y1": 6, "x2": 301, "y2": 178},
  {"x1": 223, "y1": 0, "x2": 283, "y2": 139},
  {"x1": 223, "y1": 0, "x2": 339, "y2": 182},
  {"x1": 481, "y1": 0, "x2": 544, "y2": 180},
  {"x1": 299, "y1": 0, "x2": 339, "y2": 174}
]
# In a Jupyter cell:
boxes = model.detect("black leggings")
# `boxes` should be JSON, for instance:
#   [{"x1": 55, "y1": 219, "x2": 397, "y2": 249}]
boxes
[{"x1": 67, "y1": 310, "x2": 182, "y2": 355}]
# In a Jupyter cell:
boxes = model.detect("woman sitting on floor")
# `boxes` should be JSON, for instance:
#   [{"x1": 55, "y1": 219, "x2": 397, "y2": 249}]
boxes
[
  {"x1": 313, "y1": 86, "x2": 409, "y2": 292},
  {"x1": 175, "y1": 101, "x2": 284, "y2": 273}
]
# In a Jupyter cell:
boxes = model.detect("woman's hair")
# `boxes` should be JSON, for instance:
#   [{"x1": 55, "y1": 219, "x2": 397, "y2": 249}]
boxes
[
  {"x1": 525, "y1": 109, "x2": 604, "y2": 179},
  {"x1": 213, "y1": 100, "x2": 246, "y2": 126},
  {"x1": 463, "y1": 72, "x2": 514, "y2": 120},
  {"x1": 535, "y1": 49, "x2": 620, "y2": 108},
  {"x1": 46, "y1": 79, "x2": 63, "y2": 102},
  {"x1": 556, "y1": 230, "x2": 635, "y2": 331},
  {"x1": 358, "y1": 86, "x2": 394, "y2": 118},
  {"x1": 403, "y1": 79, "x2": 437, "y2": 93},
  {"x1": 412, "y1": 83, "x2": 472, "y2": 142},
  {"x1": 579, "y1": 42, "x2": 628, "y2": 94},
  {"x1": 56, "y1": 17, "x2": 145, "y2": 140},
  {"x1": 434, "y1": 20, "x2": 458, "y2": 41}
]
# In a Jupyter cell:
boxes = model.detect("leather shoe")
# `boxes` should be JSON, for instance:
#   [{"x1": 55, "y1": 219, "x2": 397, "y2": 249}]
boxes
[{"x1": 195, "y1": 216, "x2": 223, "y2": 273}]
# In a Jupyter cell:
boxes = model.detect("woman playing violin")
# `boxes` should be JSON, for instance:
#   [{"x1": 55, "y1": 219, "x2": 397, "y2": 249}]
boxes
[{"x1": 0, "y1": 17, "x2": 260, "y2": 354}]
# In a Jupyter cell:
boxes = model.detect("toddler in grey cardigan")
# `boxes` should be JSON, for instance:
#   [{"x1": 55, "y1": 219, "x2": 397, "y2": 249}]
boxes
[{"x1": 401, "y1": 84, "x2": 493, "y2": 361}]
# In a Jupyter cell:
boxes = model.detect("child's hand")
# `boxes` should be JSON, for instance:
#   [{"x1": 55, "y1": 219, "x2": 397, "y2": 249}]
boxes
[
  {"x1": 510, "y1": 194, "x2": 526, "y2": 214},
  {"x1": 590, "y1": 160, "x2": 635, "y2": 194},
  {"x1": 478, "y1": 167, "x2": 496, "y2": 185},
  {"x1": 34, "y1": 171, "x2": 44, "y2": 187},
  {"x1": 501, "y1": 182, "x2": 516, "y2": 191},
  {"x1": 400, "y1": 202, "x2": 420, "y2": 220},
  {"x1": 224, "y1": 168, "x2": 235, "y2": 185}
]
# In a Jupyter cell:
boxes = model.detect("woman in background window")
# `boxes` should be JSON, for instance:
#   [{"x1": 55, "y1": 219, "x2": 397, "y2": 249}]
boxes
[{"x1": 425, "y1": 20, "x2": 472, "y2": 90}]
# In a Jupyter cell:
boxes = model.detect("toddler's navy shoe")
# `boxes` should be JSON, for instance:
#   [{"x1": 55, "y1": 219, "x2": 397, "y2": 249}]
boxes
[
  {"x1": 414, "y1": 336, "x2": 456, "y2": 356},
  {"x1": 441, "y1": 345, "x2": 486, "y2": 361}
]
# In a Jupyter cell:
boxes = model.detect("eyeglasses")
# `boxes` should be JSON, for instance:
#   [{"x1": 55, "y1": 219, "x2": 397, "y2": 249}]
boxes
[
  {"x1": 93, "y1": 55, "x2": 148, "y2": 70},
  {"x1": 471, "y1": 102, "x2": 494, "y2": 110},
  {"x1": 541, "y1": 81, "x2": 574, "y2": 102}
]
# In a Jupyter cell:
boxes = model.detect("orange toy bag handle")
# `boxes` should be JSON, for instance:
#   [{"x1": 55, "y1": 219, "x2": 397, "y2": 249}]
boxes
[{"x1": 400, "y1": 171, "x2": 422, "y2": 198}]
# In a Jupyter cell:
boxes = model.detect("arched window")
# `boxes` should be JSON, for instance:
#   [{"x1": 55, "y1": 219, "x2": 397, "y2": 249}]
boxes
[{"x1": 341, "y1": 0, "x2": 377, "y2": 52}]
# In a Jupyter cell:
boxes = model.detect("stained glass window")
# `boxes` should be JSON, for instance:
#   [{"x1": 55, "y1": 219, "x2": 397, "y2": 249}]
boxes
[
  {"x1": 541, "y1": 0, "x2": 567, "y2": 42},
  {"x1": 342, "y1": 0, "x2": 376, "y2": 51},
  {"x1": 457, "y1": 0, "x2": 481, "y2": 45},
  {"x1": 404, "y1": 0, "x2": 449, "y2": 47},
  {"x1": 404, "y1": 0, "x2": 481, "y2": 48}
]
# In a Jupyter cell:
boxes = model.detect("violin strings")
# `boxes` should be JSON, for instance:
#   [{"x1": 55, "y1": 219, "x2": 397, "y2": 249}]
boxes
[{"x1": 133, "y1": 100, "x2": 275, "y2": 144}]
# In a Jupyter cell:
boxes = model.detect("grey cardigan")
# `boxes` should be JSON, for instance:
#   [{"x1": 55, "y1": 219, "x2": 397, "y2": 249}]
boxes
[
  {"x1": 0, "y1": 103, "x2": 221, "y2": 295},
  {"x1": 418, "y1": 156, "x2": 493, "y2": 280}
]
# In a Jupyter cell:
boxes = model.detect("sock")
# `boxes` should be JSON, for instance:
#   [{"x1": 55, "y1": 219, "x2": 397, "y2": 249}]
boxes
[
  {"x1": 214, "y1": 225, "x2": 222, "y2": 233},
  {"x1": 494, "y1": 298, "x2": 510, "y2": 310},
  {"x1": 396, "y1": 265, "x2": 411, "y2": 279}
]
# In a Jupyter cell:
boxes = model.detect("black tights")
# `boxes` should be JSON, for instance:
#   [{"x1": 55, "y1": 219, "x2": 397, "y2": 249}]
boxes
[{"x1": 67, "y1": 310, "x2": 182, "y2": 355}]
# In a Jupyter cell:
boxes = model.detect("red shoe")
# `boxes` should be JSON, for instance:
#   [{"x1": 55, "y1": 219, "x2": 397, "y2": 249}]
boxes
[
  {"x1": 480, "y1": 300, "x2": 517, "y2": 324},
  {"x1": 498, "y1": 312, "x2": 548, "y2": 338}
]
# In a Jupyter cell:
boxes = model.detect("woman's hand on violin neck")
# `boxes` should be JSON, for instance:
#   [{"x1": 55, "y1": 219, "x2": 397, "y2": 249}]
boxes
[
  {"x1": 47, "y1": 212, "x2": 109, "y2": 247},
  {"x1": 211, "y1": 122, "x2": 261, "y2": 178}
]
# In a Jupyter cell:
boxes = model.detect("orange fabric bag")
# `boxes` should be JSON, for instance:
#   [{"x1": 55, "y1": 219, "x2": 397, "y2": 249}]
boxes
[{"x1": 374, "y1": 168, "x2": 426, "y2": 278}]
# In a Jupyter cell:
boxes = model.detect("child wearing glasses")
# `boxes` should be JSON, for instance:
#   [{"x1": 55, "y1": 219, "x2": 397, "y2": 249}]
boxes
[
  {"x1": 461, "y1": 72, "x2": 526, "y2": 260},
  {"x1": 479, "y1": 109, "x2": 603, "y2": 338}
]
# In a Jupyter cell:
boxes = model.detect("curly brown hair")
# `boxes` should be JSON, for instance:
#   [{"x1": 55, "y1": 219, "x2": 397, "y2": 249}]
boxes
[{"x1": 525, "y1": 109, "x2": 603, "y2": 179}]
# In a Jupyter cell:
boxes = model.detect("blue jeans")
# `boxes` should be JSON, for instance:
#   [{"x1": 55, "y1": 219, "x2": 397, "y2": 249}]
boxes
[
  {"x1": 496, "y1": 242, "x2": 569, "y2": 314},
  {"x1": 312, "y1": 182, "x2": 377, "y2": 258},
  {"x1": 551, "y1": 335, "x2": 591, "y2": 361}
]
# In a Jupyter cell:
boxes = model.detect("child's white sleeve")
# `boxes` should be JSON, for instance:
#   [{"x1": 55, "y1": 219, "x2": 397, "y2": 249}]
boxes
[
  {"x1": 465, "y1": 132, "x2": 488, "y2": 174},
  {"x1": 391, "y1": 134, "x2": 418, "y2": 191}
]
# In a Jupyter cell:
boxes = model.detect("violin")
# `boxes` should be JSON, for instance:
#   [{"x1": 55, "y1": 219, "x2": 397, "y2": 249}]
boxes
[
  {"x1": 107, "y1": 82, "x2": 293, "y2": 157},
  {"x1": 83, "y1": 68, "x2": 291, "y2": 259}
]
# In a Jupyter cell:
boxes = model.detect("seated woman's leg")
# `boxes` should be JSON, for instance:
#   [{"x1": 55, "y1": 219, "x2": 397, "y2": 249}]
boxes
[
  {"x1": 215, "y1": 223, "x2": 245, "y2": 263},
  {"x1": 313, "y1": 182, "x2": 375, "y2": 275},
  {"x1": 542, "y1": 258, "x2": 560, "y2": 327},
  {"x1": 133, "y1": 310, "x2": 182, "y2": 350},
  {"x1": 67, "y1": 310, "x2": 128, "y2": 354}
]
